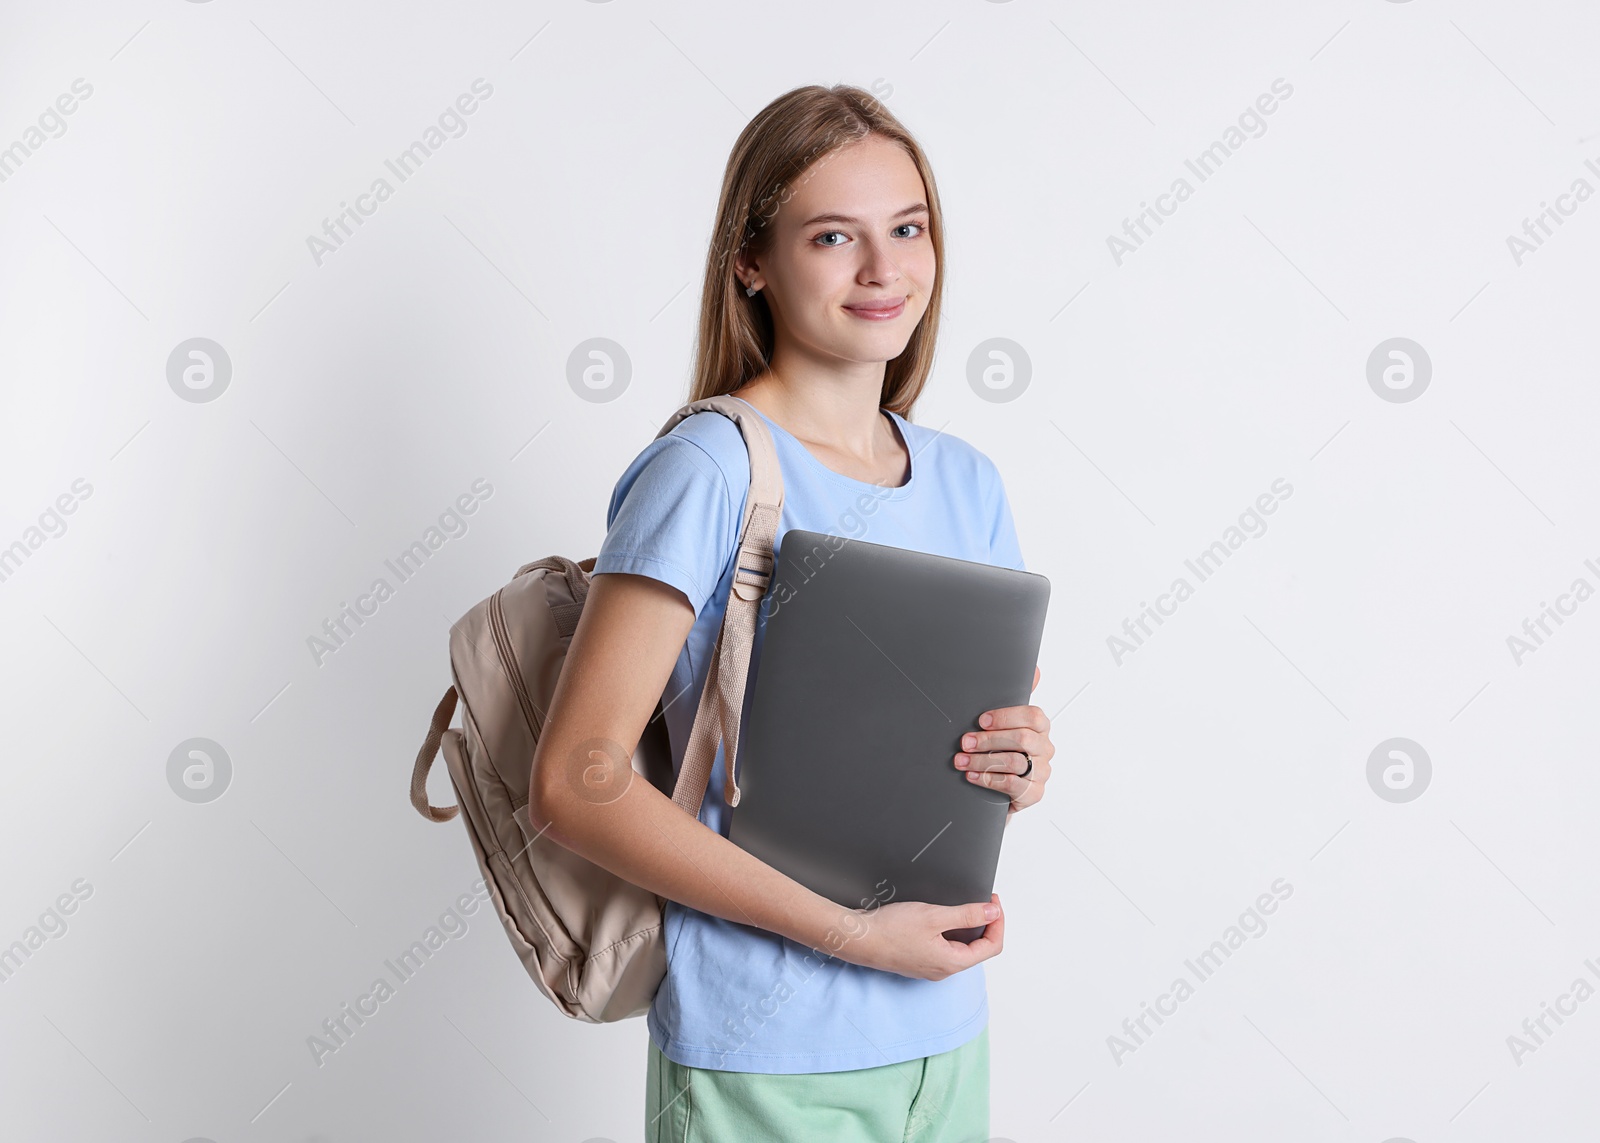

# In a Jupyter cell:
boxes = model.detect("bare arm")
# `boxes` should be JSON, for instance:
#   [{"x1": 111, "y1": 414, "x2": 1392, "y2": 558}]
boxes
[
  {"x1": 528, "y1": 572, "x2": 857, "y2": 951},
  {"x1": 527, "y1": 572, "x2": 1004, "y2": 980}
]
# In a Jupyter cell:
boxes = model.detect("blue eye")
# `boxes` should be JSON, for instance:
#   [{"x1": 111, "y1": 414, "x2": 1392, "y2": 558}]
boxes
[{"x1": 813, "y1": 222, "x2": 926, "y2": 247}]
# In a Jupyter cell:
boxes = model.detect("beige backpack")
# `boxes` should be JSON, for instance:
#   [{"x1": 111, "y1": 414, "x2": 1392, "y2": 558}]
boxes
[{"x1": 409, "y1": 394, "x2": 784, "y2": 1022}]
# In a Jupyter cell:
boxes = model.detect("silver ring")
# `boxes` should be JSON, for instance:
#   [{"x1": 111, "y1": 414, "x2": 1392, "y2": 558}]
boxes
[{"x1": 1019, "y1": 752, "x2": 1034, "y2": 779}]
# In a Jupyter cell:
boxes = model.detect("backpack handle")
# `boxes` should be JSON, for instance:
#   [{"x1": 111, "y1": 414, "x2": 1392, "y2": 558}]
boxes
[{"x1": 411, "y1": 687, "x2": 462, "y2": 822}]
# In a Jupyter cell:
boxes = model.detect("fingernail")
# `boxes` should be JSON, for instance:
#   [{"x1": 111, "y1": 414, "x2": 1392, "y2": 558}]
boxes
[
  {"x1": 954, "y1": 755, "x2": 968, "y2": 768},
  {"x1": 980, "y1": 714, "x2": 992, "y2": 728},
  {"x1": 984, "y1": 904, "x2": 999, "y2": 920}
]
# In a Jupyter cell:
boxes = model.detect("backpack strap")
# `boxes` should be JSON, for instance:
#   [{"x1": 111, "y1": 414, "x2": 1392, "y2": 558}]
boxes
[{"x1": 653, "y1": 394, "x2": 784, "y2": 813}]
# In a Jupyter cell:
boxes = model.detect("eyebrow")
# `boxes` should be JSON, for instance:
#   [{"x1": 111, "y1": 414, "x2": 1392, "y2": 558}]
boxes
[{"x1": 798, "y1": 204, "x2": 929, "y2": 228}]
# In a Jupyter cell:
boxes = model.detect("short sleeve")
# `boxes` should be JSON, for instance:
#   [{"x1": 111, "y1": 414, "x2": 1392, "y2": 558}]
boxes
[
  {"x1": 987, "y1": 465, "x2": 1026, "y2": 572},
  {"x1": 591, "y1": 434, "x2": 739, "y2": 616}
]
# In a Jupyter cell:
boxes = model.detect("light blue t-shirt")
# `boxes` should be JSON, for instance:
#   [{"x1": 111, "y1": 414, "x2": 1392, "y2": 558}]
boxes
[{"x1": 591, "y1": 400, "x2": 1026, "y2": 1075}]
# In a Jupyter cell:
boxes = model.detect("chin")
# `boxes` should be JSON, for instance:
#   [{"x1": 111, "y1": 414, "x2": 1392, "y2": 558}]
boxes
[
  {"x1": 831, "y1": 316, "x2": 915, "y2": 344},
  {"x1": 839, "y1": 337, "x2": 913, "y2": 364}
]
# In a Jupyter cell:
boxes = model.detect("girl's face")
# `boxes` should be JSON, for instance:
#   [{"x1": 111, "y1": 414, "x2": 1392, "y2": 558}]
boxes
[{"x1": 741, "y1": 133, "x2": 936, "y2": 368}]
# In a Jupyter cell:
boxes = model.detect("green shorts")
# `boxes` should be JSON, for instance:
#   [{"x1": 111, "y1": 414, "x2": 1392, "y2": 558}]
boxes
[{"x1": 645, "y1": 1025, "x2": 989, "y2": 1143}]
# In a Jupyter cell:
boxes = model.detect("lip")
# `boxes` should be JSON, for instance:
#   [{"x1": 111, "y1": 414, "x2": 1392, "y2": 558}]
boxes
[{"x1": 843, "y1": 297, "x2": 906, "y2": 320}]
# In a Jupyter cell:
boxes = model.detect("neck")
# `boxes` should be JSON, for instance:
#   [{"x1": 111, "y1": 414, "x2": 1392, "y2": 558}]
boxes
[{"x1": 735, "y1": 349, "x2": 891, "y2": 456}]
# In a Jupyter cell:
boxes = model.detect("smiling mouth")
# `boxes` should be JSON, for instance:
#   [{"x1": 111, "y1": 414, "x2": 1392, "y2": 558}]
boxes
[{"x1": 843, "y1": 297, "x2": 907, "y2": 320}]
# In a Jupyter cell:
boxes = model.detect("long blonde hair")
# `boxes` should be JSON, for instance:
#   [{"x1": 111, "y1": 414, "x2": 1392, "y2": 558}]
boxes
[{"x1": 689, "y1": 84, "x2": 945, "y2": 419}]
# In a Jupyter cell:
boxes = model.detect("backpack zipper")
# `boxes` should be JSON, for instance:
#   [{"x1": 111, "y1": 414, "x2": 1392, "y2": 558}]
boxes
[{"x1": 489, "y1": 588, "x2": 544, "y2": 739}]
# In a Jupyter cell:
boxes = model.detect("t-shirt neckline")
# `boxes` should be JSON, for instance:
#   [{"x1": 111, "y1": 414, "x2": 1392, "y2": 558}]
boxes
[{"x1": 745, "y1": 403, "x2": 917, "y2": 500}]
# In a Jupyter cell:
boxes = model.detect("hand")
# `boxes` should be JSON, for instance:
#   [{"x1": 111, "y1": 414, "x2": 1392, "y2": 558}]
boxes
[
  {"x1": 829, "y1": 894, "x2": 1006, "y2": 981},
  {"x1": 955, "y1": 665, "x2": 1053, "y2": 817}
]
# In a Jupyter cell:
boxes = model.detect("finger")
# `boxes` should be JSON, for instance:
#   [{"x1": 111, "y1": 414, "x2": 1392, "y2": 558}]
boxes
[
  {"x1": 964, "y1": 748, "x2": 1032, "y2": 776},
  {"x1": 959, "y1": 726, "x2": 1044, "y2": 761},
  {"x1": 966, "y1": 766, "x2": 1030, "y2": 801},
  {"x1": 976, "y1": 704, "x2": 1050, "y2": 735},
  {"x1": 941, "y1": 896, "x2": 999, "y2": 939},
  {"x1": 949, "y1": 894, "x2": 1005, "y2": 962},
  {"x1": 1032, "y1": 665, "x2": 1041, "y2": 692}
]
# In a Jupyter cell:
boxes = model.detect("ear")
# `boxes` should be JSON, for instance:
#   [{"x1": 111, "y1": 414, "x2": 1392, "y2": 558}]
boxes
[{"x1": 732, "y1": 250, "x2": 761, "y2": 292}]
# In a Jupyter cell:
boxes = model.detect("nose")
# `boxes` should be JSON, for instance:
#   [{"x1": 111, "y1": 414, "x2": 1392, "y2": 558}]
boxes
[{"x1": 858, "y1": 236, "x2": 903, "y2": 288}]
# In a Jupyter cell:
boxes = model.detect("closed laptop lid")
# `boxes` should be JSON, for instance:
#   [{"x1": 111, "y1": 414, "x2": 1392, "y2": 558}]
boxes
[{"x1": 729, "y1": 529, "x2": 1050, "y2": 939}]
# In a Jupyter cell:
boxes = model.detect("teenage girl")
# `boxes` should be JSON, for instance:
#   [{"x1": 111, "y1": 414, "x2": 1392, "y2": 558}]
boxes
[{"x1": 530, "y1": 83, "x2": 1057, "y2": 1143}]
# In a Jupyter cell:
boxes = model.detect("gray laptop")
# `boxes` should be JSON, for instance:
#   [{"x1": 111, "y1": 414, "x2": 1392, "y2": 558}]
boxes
[{"x1": 728, "y1": 529, "x2": 1051, "y2": 943}]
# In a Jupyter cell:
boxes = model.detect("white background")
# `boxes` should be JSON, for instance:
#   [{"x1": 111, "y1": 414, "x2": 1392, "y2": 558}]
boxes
[{"x1": 2, "y1": 1, "x2": 1597, "y2": 1140}]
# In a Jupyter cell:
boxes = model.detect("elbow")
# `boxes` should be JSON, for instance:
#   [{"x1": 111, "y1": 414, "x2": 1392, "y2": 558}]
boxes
[
  {"x1": 527, "y1": 755, "x2": 558, "y2": 836},
  {"x1": 528, "y1": 748, "x2": 585, "y2": 851}
]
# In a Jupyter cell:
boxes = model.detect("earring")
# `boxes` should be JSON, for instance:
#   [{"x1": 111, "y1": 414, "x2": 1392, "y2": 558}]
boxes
[{"x1": 745, "y1": 282, "x2": 760, "y2": 296}]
